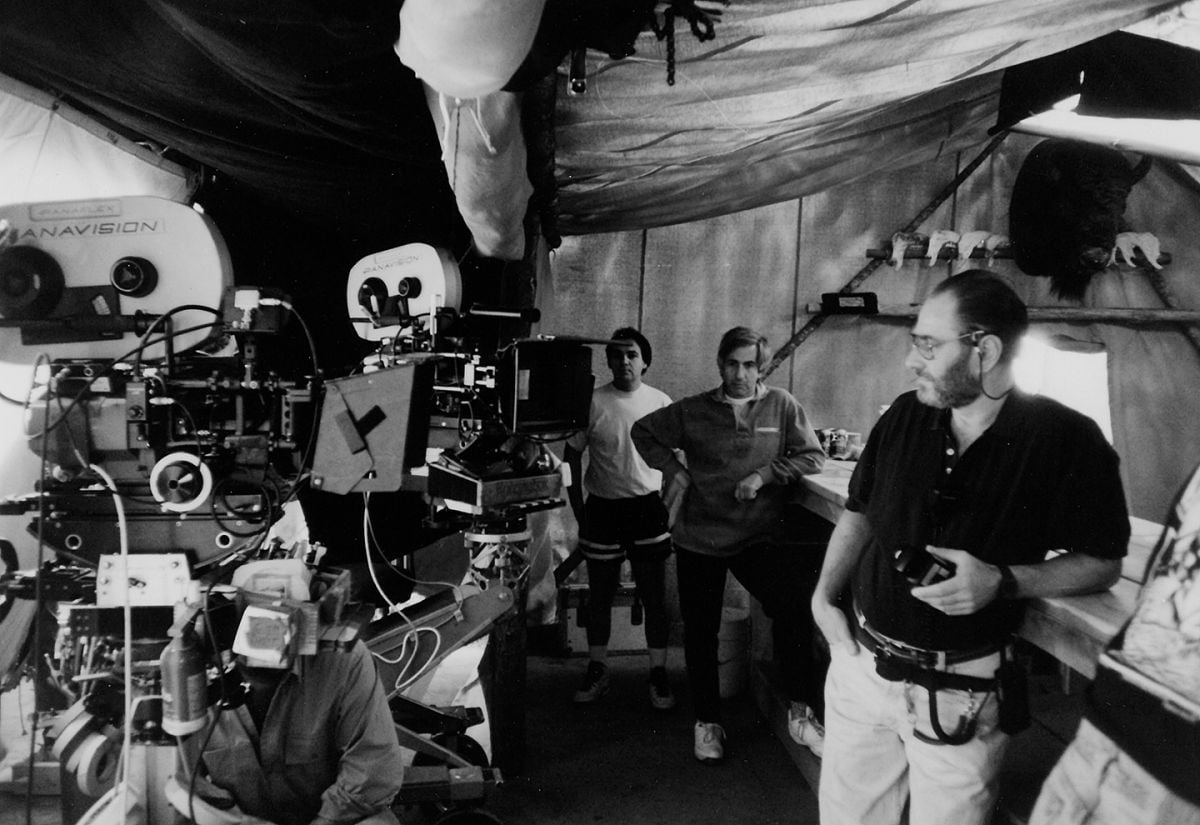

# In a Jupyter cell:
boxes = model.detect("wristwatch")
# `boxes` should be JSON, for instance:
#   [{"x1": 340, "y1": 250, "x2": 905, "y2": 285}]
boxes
[{"x1": 996, "y1": 564, "x2": 1019, "y2": 599}]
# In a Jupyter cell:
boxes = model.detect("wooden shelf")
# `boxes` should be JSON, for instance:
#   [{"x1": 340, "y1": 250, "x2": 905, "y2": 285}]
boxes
[
  {"x1": 866, "y1": 244, "x2": 1015, "y2": 262},
  {"x1": 866, "y1": 245, "x2": 1171, "y2": 269},
  {"x1": 804, "y1": 303, "x2": 1200, "y2": 323}
]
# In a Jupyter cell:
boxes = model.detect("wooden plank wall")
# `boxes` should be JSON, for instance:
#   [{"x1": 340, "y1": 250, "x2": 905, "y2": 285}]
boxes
[{"x1": 538, "y1": 134, "x2": 1200, "y2": 522}]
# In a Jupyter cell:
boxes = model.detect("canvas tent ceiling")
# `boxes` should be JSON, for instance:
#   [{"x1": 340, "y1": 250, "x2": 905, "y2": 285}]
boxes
[
  {"x1": 0, "y1": 1, "x2": 460, "y2": 250},
  {"x1": 1, "y1": 0, "x2": 1196, "y2": 256},
  {"x1": 552, "y1": 1, "x2": 1199, "y2": 234}
]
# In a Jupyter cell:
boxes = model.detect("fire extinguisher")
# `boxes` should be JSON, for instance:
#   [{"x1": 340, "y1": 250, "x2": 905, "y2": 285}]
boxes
[{"x1": 161, "y1": 626, "x2": 208, "y2": 736}]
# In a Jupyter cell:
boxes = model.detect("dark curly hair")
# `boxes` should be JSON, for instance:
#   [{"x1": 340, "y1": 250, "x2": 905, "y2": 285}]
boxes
[{"x1": 608, "y1": 327, "x2": 652, "y2": 370}]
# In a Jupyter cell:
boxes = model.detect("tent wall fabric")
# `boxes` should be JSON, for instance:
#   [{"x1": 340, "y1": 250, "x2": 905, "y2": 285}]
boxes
[
  {"x1": 538, "y1": 134, "x2": 1200, "y2": 520},
  {"x1": 0, "y1": 76, "x2": 195, "y2": 206},
  {"x1": 0, "y1": 0, "x2": 1184, "y2": 249}
]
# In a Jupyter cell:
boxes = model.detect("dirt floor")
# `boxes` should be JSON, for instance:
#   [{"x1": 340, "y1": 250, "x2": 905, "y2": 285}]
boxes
[{"x1": 416, "y1": 650, "x2": 819, "y2": 825}]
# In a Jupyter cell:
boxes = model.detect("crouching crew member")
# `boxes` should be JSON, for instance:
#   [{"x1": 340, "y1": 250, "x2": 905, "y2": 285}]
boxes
[
  {"x1": 169, "y1": 635, "x2": 404, "y2": 825},
  {"x1": 812, "y1": 270, "x2": 1130, "y2": 825}
]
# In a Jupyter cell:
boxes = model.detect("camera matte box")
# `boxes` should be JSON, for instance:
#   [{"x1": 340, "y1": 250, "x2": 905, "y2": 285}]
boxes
[{"x1": 310, "y1": 356, "x2": 437, "y2": 494}]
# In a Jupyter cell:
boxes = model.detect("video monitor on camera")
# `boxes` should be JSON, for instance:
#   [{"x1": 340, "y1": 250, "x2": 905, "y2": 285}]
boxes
[{"x1": 496, "y1": 339, "x2": 593, "y2": 436}]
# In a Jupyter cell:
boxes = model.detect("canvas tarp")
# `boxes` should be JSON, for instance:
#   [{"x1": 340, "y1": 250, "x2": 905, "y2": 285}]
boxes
[
  {"x1": 1, "y1": 0, "x2": 1192, "y2": 252},
  {"x1": 552, "y1": 0, "x2": 1191, "y2": 234}
]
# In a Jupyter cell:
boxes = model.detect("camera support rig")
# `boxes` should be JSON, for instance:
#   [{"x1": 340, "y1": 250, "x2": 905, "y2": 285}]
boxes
[
  {"x1": 328, "y1": 243, "x2": 594, "y2": 594},
  {"x1": 0, "y1": 205, "x2": 546, "y2": 823},
  {"x1": 327, "y1": 243, "x2": 597, "y2": 784},
  {"x1": 0, "y1": 193, "x2": 597, "y2": 820}
]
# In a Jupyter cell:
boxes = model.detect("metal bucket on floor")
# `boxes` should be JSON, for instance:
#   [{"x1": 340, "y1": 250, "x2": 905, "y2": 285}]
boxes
[{"x1": 717, "y1": 606, "x2": 751, "y2": 698}]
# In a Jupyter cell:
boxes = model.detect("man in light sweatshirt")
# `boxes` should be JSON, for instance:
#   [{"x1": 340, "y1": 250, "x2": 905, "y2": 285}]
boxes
[{"x1": 632, "y1": 326, "x2": 826, "y2": 763}]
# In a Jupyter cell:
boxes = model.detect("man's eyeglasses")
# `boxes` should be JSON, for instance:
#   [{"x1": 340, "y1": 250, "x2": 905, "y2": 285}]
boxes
[{"x1": 908, "y1": 330, "x2": 982, "y2": 360}]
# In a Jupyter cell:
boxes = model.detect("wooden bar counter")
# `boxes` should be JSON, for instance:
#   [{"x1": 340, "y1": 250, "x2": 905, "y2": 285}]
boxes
[{"x1": 797, "y1": 459, "x2": 1161, "y2": 679}]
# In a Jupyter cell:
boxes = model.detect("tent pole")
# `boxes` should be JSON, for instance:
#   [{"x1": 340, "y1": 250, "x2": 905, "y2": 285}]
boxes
[{"x1": 762, "y1": 132, "x2": 1008, "y2": 378}]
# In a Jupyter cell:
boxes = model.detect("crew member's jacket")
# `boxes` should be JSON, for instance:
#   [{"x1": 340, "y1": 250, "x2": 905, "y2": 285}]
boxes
[
  {"x1": 200, "y1": 641, "x2": 404, "y2": 825},
  {"x1": 632, "y1": 383, "x2": 824, "y2": 556}
]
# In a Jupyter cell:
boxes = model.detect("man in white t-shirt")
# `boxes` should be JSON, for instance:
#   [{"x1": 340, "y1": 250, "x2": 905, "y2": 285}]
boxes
[{"x1": 565, "y1": 327, "x2": 675, "y2": 710}]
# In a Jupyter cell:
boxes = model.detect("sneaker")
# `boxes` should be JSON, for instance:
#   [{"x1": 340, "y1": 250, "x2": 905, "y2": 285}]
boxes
[
  {"x1": 572, "y1": 661, "x2": 610, "y2": 703},
  {"x1": 693, "y1": 721, "x2": 726, "y2": 763},
  {"x1": 648, "y1": 667, "x2": 676, "y2": 711},
  {"x1": 787, "y1": 702, "x2": 825, "y2": 758}
]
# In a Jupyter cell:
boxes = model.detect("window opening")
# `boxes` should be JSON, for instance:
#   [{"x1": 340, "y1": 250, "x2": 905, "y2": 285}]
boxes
[{"x1": 1013, "y1": 334, "x2": 1112, "y2": 442}]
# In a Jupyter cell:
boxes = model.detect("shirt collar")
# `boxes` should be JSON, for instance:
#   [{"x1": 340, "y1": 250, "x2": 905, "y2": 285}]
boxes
[
  {"x1": 932, "y1": 389, "x2": 1028, "y2": 437},
  {"x1": 987, "y1": 389, "x2": 1028, "y2": 437},
  {"x1": 714, "y1": 383, "x2": 765, "y2": 404}
]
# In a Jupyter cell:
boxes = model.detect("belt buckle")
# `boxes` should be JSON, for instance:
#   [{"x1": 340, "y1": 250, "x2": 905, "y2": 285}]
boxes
[
  {"x1": 877, "y1": 634, "x2": 946, "y2": 670},
  {"x1": 857, "y1": 613, "x2": 950, "y2": 670},
  {"x1": 895, "y1": 642, "x2": 943, "y2": 670}
]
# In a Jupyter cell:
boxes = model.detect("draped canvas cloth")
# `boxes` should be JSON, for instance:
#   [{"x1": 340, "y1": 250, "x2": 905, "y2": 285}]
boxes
[
  {"x1": 553, "y1": 0, "x2": 1187, "y2": 235},
  {"x1": 394, "y1": 0, "x2": 545, "y2": 259},
  {"x1": 420, "y1": 89, "x2": 532, "y2": 260},
  {"x1": 0, "y1": 0, "x2": 457, "y2": 246},
  {"x1": 0, "y1": 0, "x2": 1190, "y2": 247}
]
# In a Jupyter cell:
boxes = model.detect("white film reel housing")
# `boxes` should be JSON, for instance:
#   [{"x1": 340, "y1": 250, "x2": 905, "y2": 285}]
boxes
[{"x1": 346, "y1": 243, "x2": 462, "y2": 342}]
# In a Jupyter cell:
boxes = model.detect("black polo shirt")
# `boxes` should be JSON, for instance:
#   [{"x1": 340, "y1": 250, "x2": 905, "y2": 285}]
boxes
[{"x1": 847, "y1": 389, "x2": 1129, "y2": 650}]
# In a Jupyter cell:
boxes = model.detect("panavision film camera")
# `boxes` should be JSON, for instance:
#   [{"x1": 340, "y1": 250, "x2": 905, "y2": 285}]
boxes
[
  {"x1": 0, "y1": 197, "x2": 313, "y2": 567},
  {"x1": 0, "y1": 198, "x2": 593, "y2": 593},
  {"x1": 0, "y1": 197, "x2": 592, "y2": 819},
  {"x1": 0, "y1": 196, "x2": 329, "y2": 815}
]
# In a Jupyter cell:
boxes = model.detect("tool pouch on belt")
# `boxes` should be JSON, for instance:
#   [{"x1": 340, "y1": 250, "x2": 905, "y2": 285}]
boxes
[
  {"x1": 995, "y1": 643, "x2": 1030, "y2": 735},
  {"x1": 875, "y1": 652, "x2": 997, "y2": 745}
]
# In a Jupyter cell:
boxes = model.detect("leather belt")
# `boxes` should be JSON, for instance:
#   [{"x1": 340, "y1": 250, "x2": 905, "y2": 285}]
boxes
[{"x1": 855, "y1": 612, "x2": 1000, "y2": 670}]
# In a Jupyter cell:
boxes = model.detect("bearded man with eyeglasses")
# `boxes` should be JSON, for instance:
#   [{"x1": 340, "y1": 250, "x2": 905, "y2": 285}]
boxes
[{"x1": 811, "y1": 269, "x2": 1130, "y2": 825}]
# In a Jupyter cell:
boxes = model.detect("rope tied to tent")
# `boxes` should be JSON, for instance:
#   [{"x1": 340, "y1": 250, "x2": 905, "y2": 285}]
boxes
[
  {"x1": 436, "y1": 94, "x2": 499, "y2": 162},
  {"x1": 649, "y1": 0, "x2": 728, "y2": 86}
]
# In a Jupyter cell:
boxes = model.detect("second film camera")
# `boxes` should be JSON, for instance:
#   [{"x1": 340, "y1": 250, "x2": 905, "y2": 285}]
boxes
[{"x1": 311, "y1": 242, "x2": 595, "y2": 589}]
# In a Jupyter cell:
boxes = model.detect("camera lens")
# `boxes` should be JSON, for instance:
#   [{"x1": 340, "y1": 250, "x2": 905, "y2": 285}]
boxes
[{"x1": 0, "y1": 246, "x2": 64, "y2": 319}]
